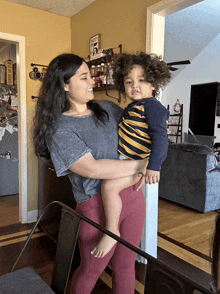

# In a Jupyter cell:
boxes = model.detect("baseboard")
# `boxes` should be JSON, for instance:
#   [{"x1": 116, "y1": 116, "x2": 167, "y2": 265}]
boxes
[{"x1": 27, "y1": 210, "x2": 38, "y2": 223}]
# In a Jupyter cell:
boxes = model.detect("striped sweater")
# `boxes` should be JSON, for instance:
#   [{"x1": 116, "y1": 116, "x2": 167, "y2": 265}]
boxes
[{"x1": 118, "y1": 97, "x2": 170, "y2": 171}]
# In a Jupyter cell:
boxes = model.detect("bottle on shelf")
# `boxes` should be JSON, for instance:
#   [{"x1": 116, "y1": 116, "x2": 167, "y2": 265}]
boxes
[
  {"x1": 100, "y1": 63, "x2": 105, "y2": 73},
  {"x1": 90, "y1": 65, "x2": 97, "y2": 88},
  {"x1": 102, "y1": 63, "x2": 107, "y2": 86},
  {"x1": 95, "y1": 65, "x2": 102, "y2": 88},
  {"x1": 99, "y1": 63, "x2": 105, "y2": 86}
]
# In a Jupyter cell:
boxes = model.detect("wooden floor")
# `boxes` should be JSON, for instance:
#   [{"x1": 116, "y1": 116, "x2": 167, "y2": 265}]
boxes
[
  {"x1": 0, "y1": 194, "x2": 216, "y2": 293},
  {"x1": 0, "y1": 194, "x2": 20, "y2": 227},
  {"x1": 158, "y1": 198, "x2": 217, "y2": 275}
]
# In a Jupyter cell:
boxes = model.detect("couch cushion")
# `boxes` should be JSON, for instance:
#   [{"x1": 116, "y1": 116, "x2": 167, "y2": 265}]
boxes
[
  {"x1": 169, "y1": 143, "x2": 213, "y2": 154},
  {"x1": 160, "y1": 147, "x2": 207, "y2": 212},
  {"x1": 160, "y1": 143, "x2": 219, "y2": 213}
]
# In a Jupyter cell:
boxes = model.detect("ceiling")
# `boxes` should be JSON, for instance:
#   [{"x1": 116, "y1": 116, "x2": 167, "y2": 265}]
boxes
[
  {"x1": 4, "y1": 0, "x2": 95, "y2": 18},
  {"x1": 164, "y1": 0, "x2": 220, "y2": 74},
  {"x1": 1, "y1": 0, "x2": 220, "y2": 71}
]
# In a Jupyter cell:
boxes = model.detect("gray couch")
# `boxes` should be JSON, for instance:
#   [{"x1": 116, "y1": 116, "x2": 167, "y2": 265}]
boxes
[{"x1": 159, "y1": 143, "x2": 220, "y2": 213}]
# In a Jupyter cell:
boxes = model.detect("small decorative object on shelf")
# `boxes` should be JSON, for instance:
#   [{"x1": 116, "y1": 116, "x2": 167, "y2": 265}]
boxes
[
  {"x1": 89, "y1": 34, "x2": 102, "y2": 60},
  {"x1": 174, "y1": 99, "x2": 181, "y2": 114}
]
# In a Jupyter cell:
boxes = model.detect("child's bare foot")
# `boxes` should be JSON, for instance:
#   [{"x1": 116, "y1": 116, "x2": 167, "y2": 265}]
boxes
[{"x1": 91, "y1": 230, "x2": 120, "y2": 258}]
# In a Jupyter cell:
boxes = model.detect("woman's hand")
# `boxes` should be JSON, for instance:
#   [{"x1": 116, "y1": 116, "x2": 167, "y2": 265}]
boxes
[{"x1": 136, "y1": 159, "x2": 149, "y2": 190}]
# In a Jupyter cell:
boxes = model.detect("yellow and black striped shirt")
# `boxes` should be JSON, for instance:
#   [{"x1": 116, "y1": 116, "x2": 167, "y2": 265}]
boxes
[{"x1": 118, "y1": 97, "x2": 170, "y2": 171}]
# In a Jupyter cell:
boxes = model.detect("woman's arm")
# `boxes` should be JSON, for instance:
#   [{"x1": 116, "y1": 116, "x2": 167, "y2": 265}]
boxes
[{"x1": 69, "y1": 152, "x2": 148, "y2": 180}]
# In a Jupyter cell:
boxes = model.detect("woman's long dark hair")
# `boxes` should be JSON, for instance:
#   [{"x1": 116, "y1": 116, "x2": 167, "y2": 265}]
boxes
[{"x1": 32, "y1": 53, "x2": 108, "y2": 158}]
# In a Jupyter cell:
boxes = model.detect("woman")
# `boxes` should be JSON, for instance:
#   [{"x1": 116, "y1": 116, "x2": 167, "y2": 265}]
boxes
[{"x1": 32, "y1": 53, "x2": 147, "y2": 294}]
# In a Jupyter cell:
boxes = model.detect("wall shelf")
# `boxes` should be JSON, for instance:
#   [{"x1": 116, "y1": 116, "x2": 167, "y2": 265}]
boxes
[
  {"x1": 93, "y1": 85, "x2": 115, "y2": 92},
  {"x1": 86, "y1": 56, "x2": 108, "y2": 66},
  {"x1": 86, "y1": 44, "x2": 122, "y2": 101}
]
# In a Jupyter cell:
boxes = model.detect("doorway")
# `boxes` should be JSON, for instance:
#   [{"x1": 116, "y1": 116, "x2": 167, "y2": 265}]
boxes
[
  {"x1": 146, "y1": 0, "x2": 203, "y2": 105},
  {"x1": 0, "y1": 32, "x2": 27, "y2": 224},
  {"x1": 146, "y1": 0, "x2": 217, "y2": 275},
  {"x1": 143, "y1": 0, "x2": 204, "y2": 259}
]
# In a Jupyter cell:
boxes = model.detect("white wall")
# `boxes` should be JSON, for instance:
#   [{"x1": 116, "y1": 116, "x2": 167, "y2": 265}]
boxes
[{"x1": 162, "y1": 32, "x2": 220, "y2": 143}]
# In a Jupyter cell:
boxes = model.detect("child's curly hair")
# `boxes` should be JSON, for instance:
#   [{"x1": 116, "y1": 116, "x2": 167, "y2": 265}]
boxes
[{"x1": 113, "y1": 52, "x2": 172, "y2": 98}]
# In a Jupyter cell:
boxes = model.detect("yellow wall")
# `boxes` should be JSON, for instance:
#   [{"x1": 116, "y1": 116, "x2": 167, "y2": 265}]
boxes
[
  {"x1": 0, "y1": 0, "x2": 71, "y2": 212},
  {"x1": 71, "y1": 0, "x2": 159, "y2": 57},
  {"x1": 71, "y1": 0, "x2": 160, "y2": 106},
  {"x1": 0, "y1": 0, "x2": 161, "y2": 216}
]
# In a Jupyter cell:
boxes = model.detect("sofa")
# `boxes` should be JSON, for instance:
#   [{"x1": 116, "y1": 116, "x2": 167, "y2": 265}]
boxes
[{"x1": 159, "y1": 143, "x2": 220, "y2": 213}]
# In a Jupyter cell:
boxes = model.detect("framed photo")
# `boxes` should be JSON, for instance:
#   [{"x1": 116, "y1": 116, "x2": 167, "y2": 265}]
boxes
[{"x1": 89, "y1": 34, "x2": 101, "y2": 57}]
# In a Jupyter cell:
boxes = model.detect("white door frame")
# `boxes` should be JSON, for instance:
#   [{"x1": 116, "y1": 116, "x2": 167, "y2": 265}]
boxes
[
  {"x1": 140, "y1": 0, "x2": 203, "y2": 261},
  {"x1": 146, "y1": 0, "x2": 203, "y2": 55},
  {"x1": 0, "y1": 32, "x2": 27, "y2": 223}
]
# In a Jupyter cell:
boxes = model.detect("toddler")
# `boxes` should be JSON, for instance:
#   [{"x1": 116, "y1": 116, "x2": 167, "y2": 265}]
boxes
[{"x1": 91, "y1": 52, "x2": 172, "y2": 258}]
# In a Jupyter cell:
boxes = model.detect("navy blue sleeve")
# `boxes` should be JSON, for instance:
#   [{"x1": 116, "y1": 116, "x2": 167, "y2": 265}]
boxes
[{"x1": 145, "y1": 100, "x2": 170, "y2": 171}]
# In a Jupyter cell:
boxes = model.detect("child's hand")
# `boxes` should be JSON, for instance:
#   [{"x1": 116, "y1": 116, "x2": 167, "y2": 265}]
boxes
[{"x1": 145, "y1": 169, "x2": 160, "y2": 184}]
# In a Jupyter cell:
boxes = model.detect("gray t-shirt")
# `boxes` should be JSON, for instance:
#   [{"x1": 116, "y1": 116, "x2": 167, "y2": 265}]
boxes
[{"x1": 48, "y1": 100, "x2": 123, "y2": 203}]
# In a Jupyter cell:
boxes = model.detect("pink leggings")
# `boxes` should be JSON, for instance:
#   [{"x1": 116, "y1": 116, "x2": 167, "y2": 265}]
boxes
[{"x1": 70, "y1": 182, "x2": 146, "y2": 294}]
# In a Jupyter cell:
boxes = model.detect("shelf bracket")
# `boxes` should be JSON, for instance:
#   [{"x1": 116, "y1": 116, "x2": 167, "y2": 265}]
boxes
[{"x1": 105, "y1": 88, "x2": 121, "y2": 103}]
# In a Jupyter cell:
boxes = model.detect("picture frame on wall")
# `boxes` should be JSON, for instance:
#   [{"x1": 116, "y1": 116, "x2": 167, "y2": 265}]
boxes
[{"x1": 89, "y1": 34, "x2": 101, "y2": 57}]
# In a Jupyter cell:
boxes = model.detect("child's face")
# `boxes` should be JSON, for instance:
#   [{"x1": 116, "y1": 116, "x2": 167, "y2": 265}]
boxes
[{"x1": 124, "y1": 65, "x2": 155, "y2": 101}]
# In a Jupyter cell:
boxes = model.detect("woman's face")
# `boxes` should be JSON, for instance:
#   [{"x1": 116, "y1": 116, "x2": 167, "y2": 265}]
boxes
[{"x1": 64, "y1": 62, "x2": 95, "y2": 106}]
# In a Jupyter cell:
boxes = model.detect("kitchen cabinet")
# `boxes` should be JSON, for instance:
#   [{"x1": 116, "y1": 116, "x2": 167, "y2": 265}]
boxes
[{"x1": 38, "y1": 158, "x2": 76, "y2": 240}]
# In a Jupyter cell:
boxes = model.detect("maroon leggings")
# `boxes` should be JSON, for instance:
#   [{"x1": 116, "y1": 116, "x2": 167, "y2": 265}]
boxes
[{"x1": 70, "y1": 182, "x2": 146, "y2": 294}]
